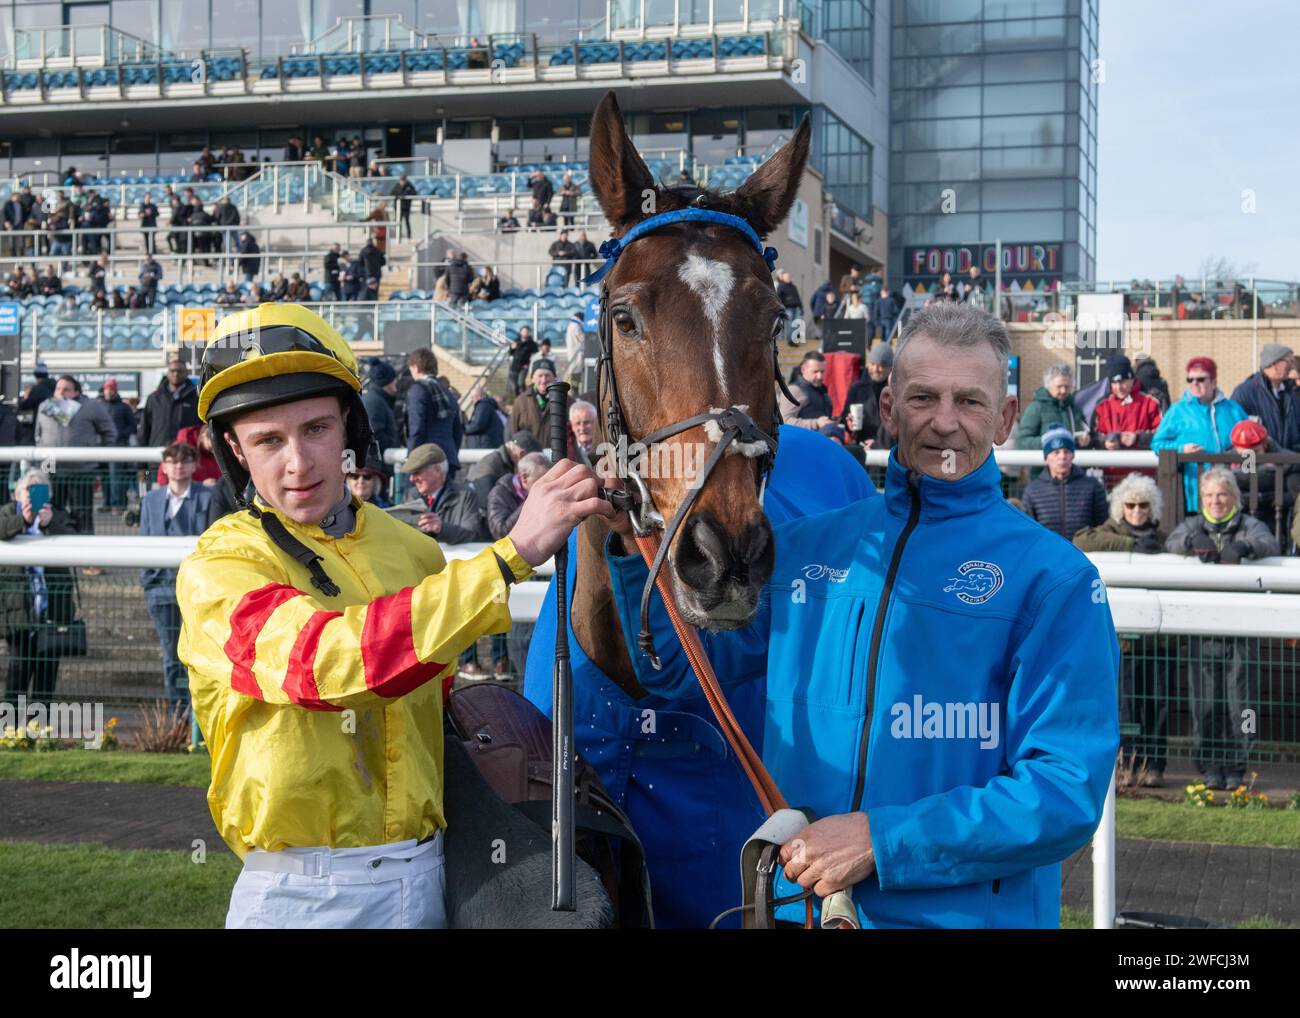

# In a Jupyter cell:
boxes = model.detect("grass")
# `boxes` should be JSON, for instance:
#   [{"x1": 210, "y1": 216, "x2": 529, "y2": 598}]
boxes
[
  {"x1": 1116, "y1": 798, "x2": 1300, "y2": 849},
  {"x1": 0, "y1": 749, "x2": 209, "y2": 787},
  {"x1": 0, "y1": 840, "x2": 239, "y2": 929}
]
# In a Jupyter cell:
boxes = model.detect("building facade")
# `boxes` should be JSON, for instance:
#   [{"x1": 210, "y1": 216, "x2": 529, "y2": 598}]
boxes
[{"x1": 889, "y1": 0, "x2": 1098, "y2": 298}]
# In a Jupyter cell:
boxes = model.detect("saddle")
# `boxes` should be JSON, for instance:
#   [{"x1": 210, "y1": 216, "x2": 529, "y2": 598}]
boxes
[{"x1": 441, "y1": 682, "x2": 654, "y2": 929}]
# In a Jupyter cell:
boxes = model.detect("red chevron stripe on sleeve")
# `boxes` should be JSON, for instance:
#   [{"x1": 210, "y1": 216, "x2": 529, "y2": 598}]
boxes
[
  {"x1": 224, "y1": 583, "x2": 304, "y2": 700},
  {"x1": 361, "y1": 585, "x2": 446, "y2": 698},
  {"x1": 282, "y1": 609, "x2": 346, "y2": 711}
]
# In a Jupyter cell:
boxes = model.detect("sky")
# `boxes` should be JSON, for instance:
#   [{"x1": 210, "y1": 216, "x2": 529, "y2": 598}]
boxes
[{"x1": 1096, "y1": 1, "x2": 1299, "y2": 284}]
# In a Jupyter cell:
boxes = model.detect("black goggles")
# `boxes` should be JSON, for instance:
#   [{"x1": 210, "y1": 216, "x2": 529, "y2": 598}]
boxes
[{"x1": 193, "y1": 326, "x2": 343, "y2": 390}]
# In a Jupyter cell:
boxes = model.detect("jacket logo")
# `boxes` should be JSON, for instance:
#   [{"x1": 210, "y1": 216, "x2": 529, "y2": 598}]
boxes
[
  {"x1": 802, "y1": 563, "x2": 849, "y2": 583},
  {"x1": 943, "y1": 561, "x2": 1003, "y2": 604}
]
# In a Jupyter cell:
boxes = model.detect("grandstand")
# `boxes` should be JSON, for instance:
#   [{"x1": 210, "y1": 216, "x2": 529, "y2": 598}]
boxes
[{"x1": 0, "y1": 2, "x2": 901, "y2": 403}]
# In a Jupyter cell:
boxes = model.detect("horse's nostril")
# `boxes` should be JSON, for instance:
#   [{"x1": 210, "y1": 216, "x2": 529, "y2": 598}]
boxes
[
  {"x1": 737, "y1": 516, "x2": 775, "y2": 584},
  {"x1": 674, "y1": 513, "x2": 774, "y2": 592}
]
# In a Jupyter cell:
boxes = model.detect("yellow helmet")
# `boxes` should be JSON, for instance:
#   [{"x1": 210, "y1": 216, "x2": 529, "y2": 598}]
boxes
[
  {"x1": 197, "y1": 303, "x2": 360, "y2": 423},
  {"x1": 196, "y1": 303, "x2": 374, "y2": 514}
]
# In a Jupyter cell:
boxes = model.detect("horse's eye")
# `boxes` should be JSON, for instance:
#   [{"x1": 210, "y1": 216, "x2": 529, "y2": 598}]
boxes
[
  {"x1": 770, "y1": 315, "x2": 786, "y2": 341},
  {"x1": 613, "y1": 311, "x2": 638, "y2": 337}
]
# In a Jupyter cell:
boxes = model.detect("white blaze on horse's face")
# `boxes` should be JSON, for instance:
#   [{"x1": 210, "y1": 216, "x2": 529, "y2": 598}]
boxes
[{"x1": 676, "y1": 252, "x2": 735, "y2": 402}]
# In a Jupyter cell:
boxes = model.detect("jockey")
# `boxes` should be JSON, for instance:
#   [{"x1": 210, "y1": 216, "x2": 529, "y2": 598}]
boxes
[
  {"x1": 523, "y1": 425, "x2": 876, "y2": 927},
  {"x1": 177, "y1": 303, "x2": 611, "y2": 929}
]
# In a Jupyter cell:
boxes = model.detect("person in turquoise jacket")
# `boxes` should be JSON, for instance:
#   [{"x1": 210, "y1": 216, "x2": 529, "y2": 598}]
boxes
[
  {"x1": 1151, "y1": 356, "x2": 1249, "y2": 511},
  {"x1": 602, "y1": 302, "x2": 1120, "y2": 928},
  {"x1": 523, "y1": 425, "x2": 876, "y2": 928}
]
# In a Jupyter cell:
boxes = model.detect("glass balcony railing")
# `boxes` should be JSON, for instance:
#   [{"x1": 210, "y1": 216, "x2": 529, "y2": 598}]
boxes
[{"x1": 11, "y1": 25, "x2": 175, "y2": 66}]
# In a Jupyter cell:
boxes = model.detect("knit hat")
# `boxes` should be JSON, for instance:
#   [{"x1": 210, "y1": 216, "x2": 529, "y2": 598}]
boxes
[
  {"x1": 1103, "y1": 354, "x2": 1134, "y2": 382},
  {"x1": 1230, "y1": 419, "x2": 1268, "y2": 449},
  {"x1": 530, "y1": 357, "x2": 557, "y2": 377},
  {"x1": 365, "y1": 356, "x2": 396, "y2": 387},
  {"x1": 1041, "y1": 426, "x2": 1076, "y2": 456},
  {"x1": 1260, "y1": 343, "x2": 1293, "y2": 370},
  {"x1": 868, "y1": 343, "x2": 894, "y2": 367}
]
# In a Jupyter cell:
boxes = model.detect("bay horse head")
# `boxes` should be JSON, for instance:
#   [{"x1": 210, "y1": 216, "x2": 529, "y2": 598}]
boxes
[{"x1": 586, "y1": 91, "x2": 810, "y2": 633}]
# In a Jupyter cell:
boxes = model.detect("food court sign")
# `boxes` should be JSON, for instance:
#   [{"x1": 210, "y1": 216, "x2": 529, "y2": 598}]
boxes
[{"x1": 905, "y1": 242, "x2": 1062, "y2": 283}]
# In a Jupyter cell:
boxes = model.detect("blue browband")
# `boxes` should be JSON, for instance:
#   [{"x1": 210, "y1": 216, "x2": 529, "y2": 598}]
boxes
[{"x1": 582, "y1": 208, "x2": 779, "y2": 285}]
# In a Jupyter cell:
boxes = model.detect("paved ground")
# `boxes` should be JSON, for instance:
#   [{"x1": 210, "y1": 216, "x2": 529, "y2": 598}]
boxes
[
  {"x1": 3, "y1": 776, "x2": 1296, "y2": 925},
  {"x1": 0, "y1": 778, "x2": 229, "y2": 855},
  {"x1": 1062, "y1": 836, "x2": 1298, "y2": 927}
]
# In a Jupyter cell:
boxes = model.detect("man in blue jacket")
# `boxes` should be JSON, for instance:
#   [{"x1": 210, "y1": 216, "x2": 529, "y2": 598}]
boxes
[
  {"x1": 405, "y1": 346, "x2": 462, "y2": 477},
  {"x1": 523, "y1": 425, "x2": 876, "y2": 928},
  {"x1": 600, "y1": 301, "x2": 1119, "y2": 928}
]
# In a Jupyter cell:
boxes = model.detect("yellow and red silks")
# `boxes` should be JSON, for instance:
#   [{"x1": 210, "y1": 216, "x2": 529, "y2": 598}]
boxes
[{"x1": 177, "y1": 494, "x2": 531, "y2": 859}]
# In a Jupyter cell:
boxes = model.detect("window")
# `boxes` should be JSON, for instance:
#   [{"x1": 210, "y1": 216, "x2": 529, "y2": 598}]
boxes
[
  {"x1": 900, "y1": 148, "x2": 979, "y2": 183},
  {"x1": 897, "y1": 54, "x2": 980, "y2": 89},
  {"x1": 981, "y1": 179, "x2": 1062, "y2": 210},
  {"x1": 208, "y1": 0, "x2": 255, "y2": 55},
  {"x1": 981, "y1": 145, "x2": 1064, "y2": 177},
  {"x1": 901, "y1": 0, "x2": 982, "y2": 25},
  {"x1": 983, "y1": 50, "x2": 1066, "y2": 83},
  {"x1": 896, "y1": 117, "x2": 981, "y2": 151},
  {"x1": 691, "y1": 110, "x2": 740, "y2": 165},
  {"x1": 108, "y1": 134, "x2": 157, "y2": 176},
  {"x1": 981, "y1": 113, "x2": 1063, "y2": 148},
  {"x1": 822, "y1": 0, "x2": 873, "y2": 81},
  {"x1": 812, "y1": 106, "x2": 872, "y2": 218},
  {"x1": 980, "y1": 210, "x2": 1063, "y2": 240},
  {"x1": 891, "y1": 85, "x2": 980, "y2": 119},
  {"x1": 983, "y1": 82, "x2": 1066, "y2": 116},
  {"x1": 744, "y1": 108, "x2": 797, "y2": 156}
]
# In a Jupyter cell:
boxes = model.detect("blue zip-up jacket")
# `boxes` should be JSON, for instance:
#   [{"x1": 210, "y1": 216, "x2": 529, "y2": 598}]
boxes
[
  {"x1": 523, "y1": 426, "x2": 876, "y2": 928},
  {"x1": 1151, "y1": 389, "x2": 1248, "y2": 510},
  {"x1": 604, "y1": 450, "x2": 1119, "y2": 928}
]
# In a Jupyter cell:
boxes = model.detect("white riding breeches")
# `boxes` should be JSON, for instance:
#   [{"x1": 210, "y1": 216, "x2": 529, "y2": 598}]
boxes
[{"x1": 225, "y1": 834, "x2": 446, "y2": 929}]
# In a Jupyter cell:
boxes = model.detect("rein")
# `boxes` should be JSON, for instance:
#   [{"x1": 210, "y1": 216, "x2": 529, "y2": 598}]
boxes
[{"x1": 583, "y1": 206, "x2": 856, "y2": 929}]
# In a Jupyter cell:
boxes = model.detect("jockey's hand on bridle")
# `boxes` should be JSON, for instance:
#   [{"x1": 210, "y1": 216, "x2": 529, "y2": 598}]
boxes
[
  {"x1": 596, "y1": 459, "x2": 636, "y2": 546},
  {"x1": 508, "y1": 458, "x2": 615, "y2": 567}
]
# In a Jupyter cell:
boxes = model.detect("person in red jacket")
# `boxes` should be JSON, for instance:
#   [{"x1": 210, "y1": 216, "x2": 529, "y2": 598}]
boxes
[
  {"x1": 155, "y1": 422, "x2": 221, "y2": 487},
  {"x1": 1090, "y1": 353, "x2": 1162, "y2": 482}
]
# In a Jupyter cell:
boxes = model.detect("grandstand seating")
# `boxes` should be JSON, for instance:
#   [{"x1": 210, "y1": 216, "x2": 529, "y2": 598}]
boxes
[
  {"x1": 13, "y1": 283, "x2": 595, "y2": 351},
  {"x1": 2, "y1": 33, "x2": 769, "y2": 95},
  {"x1": 1, "y1": 56, "x2": 244, "y2": 92}
]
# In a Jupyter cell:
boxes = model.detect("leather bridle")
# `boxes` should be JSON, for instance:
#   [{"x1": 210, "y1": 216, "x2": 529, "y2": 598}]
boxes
[{"x1": 584, "y1": 205, "x2": 801, "y2": 668}]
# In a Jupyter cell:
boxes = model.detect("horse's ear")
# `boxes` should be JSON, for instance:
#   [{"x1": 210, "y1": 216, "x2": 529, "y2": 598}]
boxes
[
  {"x1": 732, "y1": 114, "x2": 811, "y2": 235},
  {"x1": 588, "y1": 91, "x2": 656, "y2": 233}
]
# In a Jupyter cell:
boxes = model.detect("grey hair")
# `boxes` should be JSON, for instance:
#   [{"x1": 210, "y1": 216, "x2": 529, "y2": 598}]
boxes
[
  {"x1": 14, "y1": 469, "x2": 50, "y2": 495},
  {"x1": 1043, "y1": 362, "x2": 1074, "y2": 387},
  {"x1": 896, "y1": 301, "x2": 1011, "y2": 398},
  {"x1": 517, "y1": 451, "x2": 550, "y2": 479},
  {"x1": 1108, "y1": 472, "x2": 1162, "y2": 523},
  {"x1": 569, "y1": 399, "x2": 598, "y2": 421},
  {"x1": 1199, "y1": 466, "x2": 1241, "y2": 507}
]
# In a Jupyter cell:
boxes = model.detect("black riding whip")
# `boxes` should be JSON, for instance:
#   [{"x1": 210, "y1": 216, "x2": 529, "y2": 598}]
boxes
[{"x1": 545, "y1": 379, "x2": 576, "y2": 911}]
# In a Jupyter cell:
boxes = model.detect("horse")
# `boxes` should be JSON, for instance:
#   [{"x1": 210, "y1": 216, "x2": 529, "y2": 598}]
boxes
[{"x1": 569, "y1": 91, "x2": 811, "y2": 692}]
